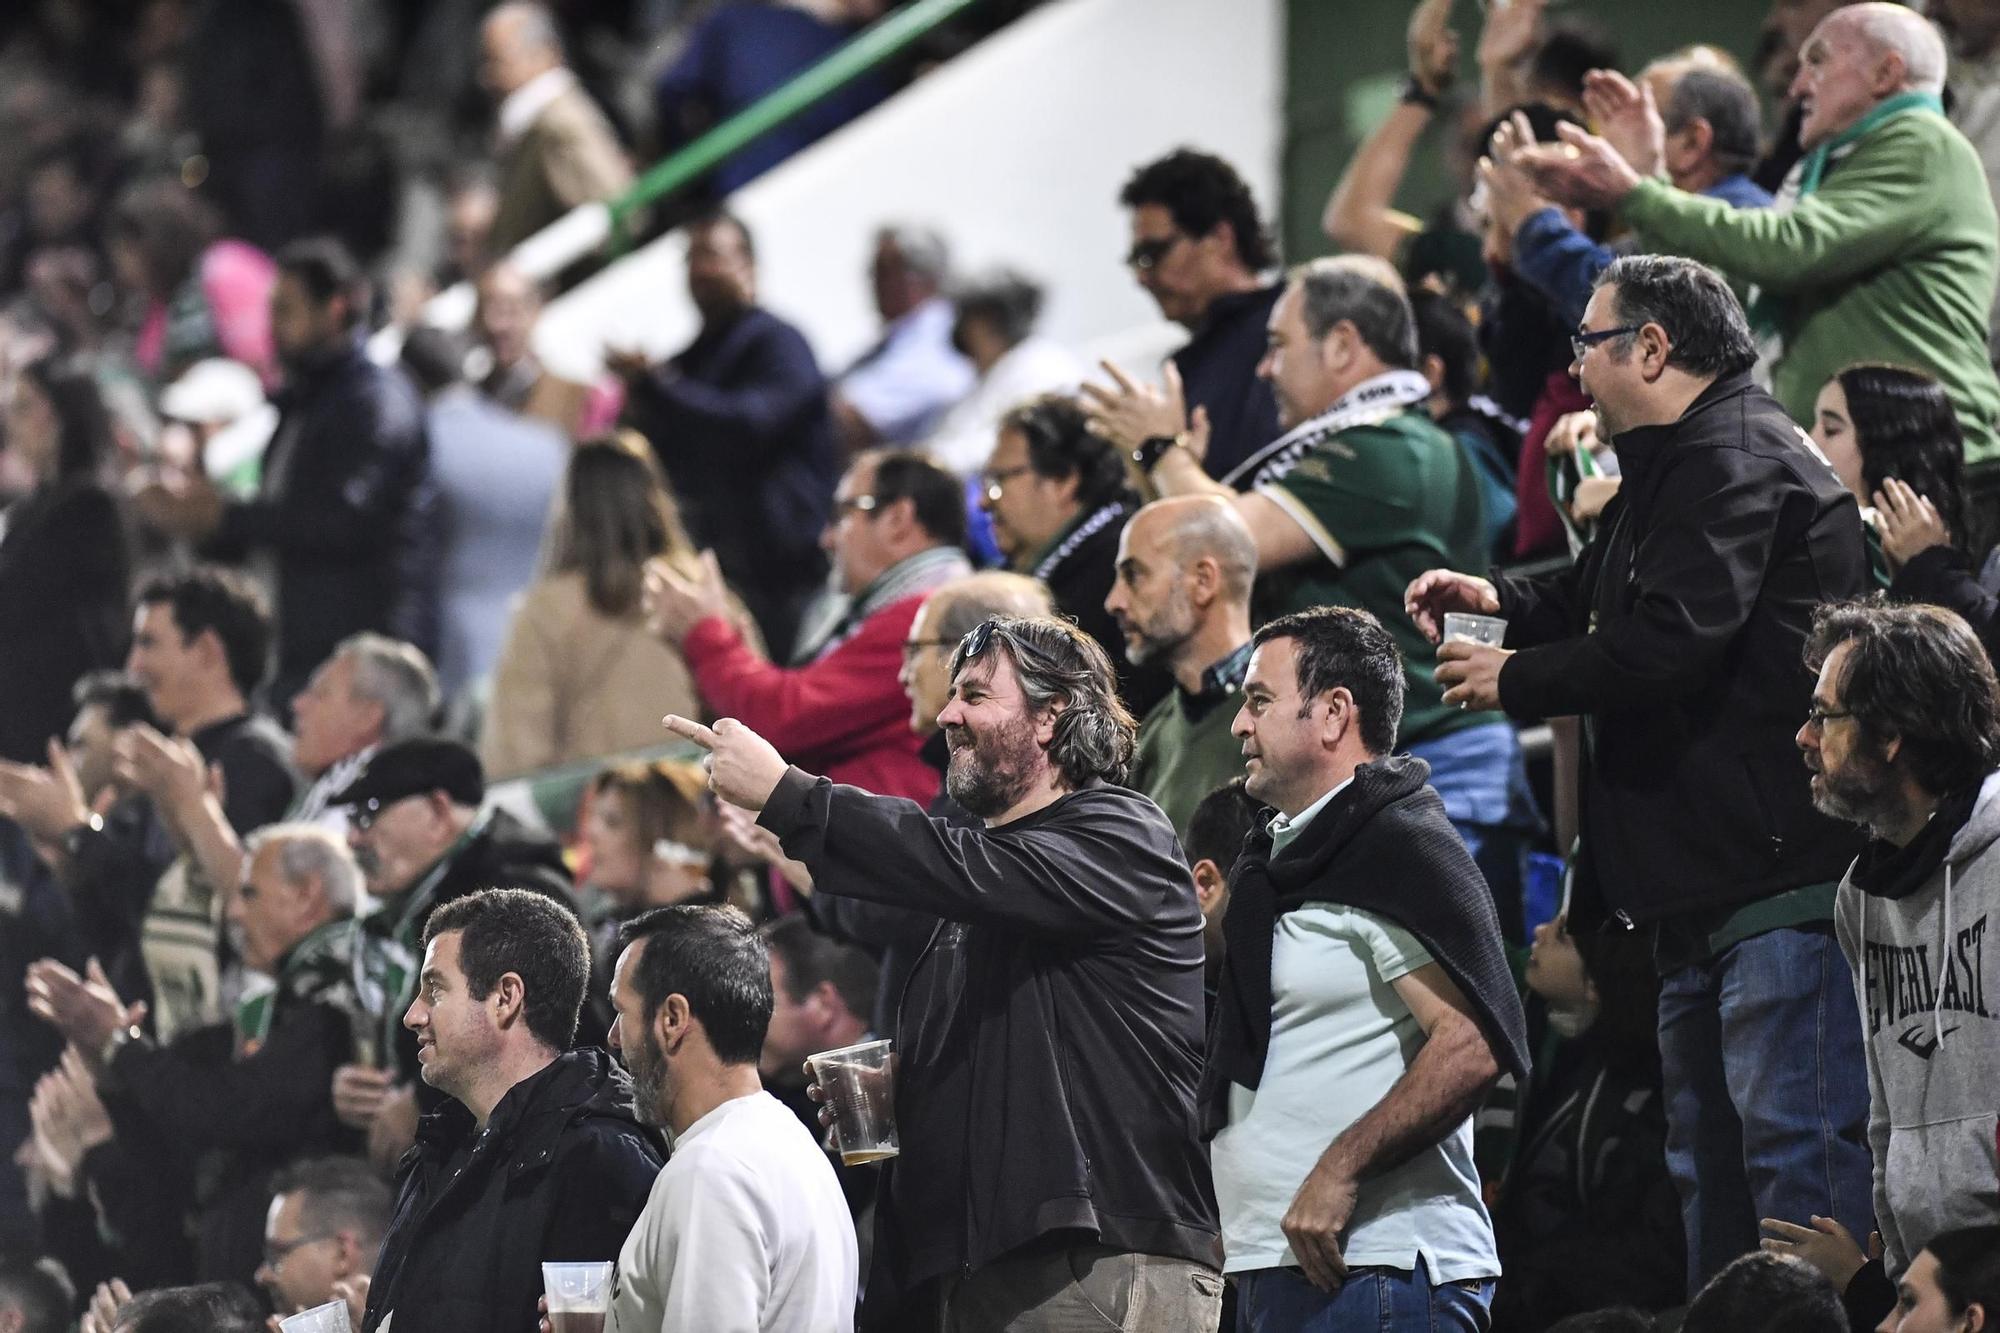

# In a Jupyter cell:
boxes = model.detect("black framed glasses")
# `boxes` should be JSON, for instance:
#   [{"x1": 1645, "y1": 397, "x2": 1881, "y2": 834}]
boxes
[
  {"x1": 981, "y1": 464, "x2": 1034, "y2": 502},
  {"x1": 1124, "y1": 234, "x2": 1186, "y2": 273},
  {"x1": 262, "y1": 1231, "x2": 336, "y2": 1271},
  {"x1": 1570, "y1": 325, "x2": 1643, "y2": 362},
  {"x1": 1804, "y1": 705, "x2": 1855, "y2": 731}
]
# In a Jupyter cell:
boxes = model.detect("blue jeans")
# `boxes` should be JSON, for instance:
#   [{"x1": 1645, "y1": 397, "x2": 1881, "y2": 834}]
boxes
[
  {"x1": 1234, "y1": 1265, "x2": 1493, "y2": 1333},
  {"x1": 1407, "y1": 722, "x2": 1541, "y2": 943},
  {"x1": 1658, "y1": 925, "x2": 1874, "y2": 1293}
]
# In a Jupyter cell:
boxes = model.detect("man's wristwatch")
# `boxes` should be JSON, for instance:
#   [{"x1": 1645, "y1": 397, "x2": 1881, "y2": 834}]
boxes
[
  {"x1": 1134, "y1": 433, "x2": 1188, "y2": 474},
  {"x1": 60, "y1": 811, "x2": 105, "y2": 862},
  {"x1": 99, "y1": 1021, "x2": 141, "y2": 1067},
  {"x1": 1399, "y1": 76, "x2": 1442, "y2": 110}
]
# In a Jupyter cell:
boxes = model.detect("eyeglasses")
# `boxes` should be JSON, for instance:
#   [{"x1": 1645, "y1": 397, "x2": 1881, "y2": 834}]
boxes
[
  {"x1": 262, "y1": 1232, "x2": 336, "y2": 1271},
  {"x1": 1124, "y1": 234, "x2": 1186, "y2": 273},
  {"x1": 1570, "y1": 325, "x2": 1643, "y2": 362},
  {"x1": 349, "y1": 793, "x2": 422, "y2": 833},
  {"x1": 981, "y1": 464, "x2": 1034, "y2": 502},
  {"x1": 833, "y1": 494, "x2": 882, "y2": 519},
  {"x1": 901, "y1": 637, "x2": 959, "y2": 662},
  {"x1": 1803, "y1": 705, "x2": 1855, "y2": 732}
]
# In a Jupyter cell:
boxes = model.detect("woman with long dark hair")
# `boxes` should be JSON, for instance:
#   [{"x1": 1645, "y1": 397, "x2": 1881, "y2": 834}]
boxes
[
  {"x1": 1810, "y1": 363, "x2": 1999, "y2": 652},
  {"x1": 480, "y1": 430, "x2": 739, "y2": 776},
  {"x1": 0, "y1": 357, "x2": 132, "y2": 762}
]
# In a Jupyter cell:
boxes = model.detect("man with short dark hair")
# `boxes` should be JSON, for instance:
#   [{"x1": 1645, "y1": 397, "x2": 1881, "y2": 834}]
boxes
[
  {"x1": 1681, "y1": 1252, "x2": 1848, "y2": 1333},
  {"x1": 1111, "y1": 148, "x2": 1282, "y2": 480},
  {"x1": 362, "y1": 888, "x2": 661, "y2": 1333},
  {"x1": 1773, "y1": 602, "x2": 2000, "y2": 1287},
  {"x1": 927, "y1": 267, "x2": 1081, "y2": 480},
  {"x1": 1411, "y1": 253, "x2": 1873, "y2": 1291},
  {"x1": 981, "y1": 394, "x2": 1162, "y2": 707},
  {"x1": 1184, "y1": 778, "x2": 1260, "y2": 1001},
  {"x1": 4, "y1": 569, "x2": 300, "y2": 1037},
  {"x1": 600, "y1": 905, "x2": 856, "y2": 1331},
  {"x1": 611, "y1": 210, "x2": 838, "y2": 660},
  {"x1": 670, "y1": 614, "x2": 1222, "y2": 1331},
  {"x1": 1206, "y1": 606, "x2": 1526, "y2": 1332},
  {"x1": 258, "y1": 1156, "x2": 393, "y2": 1320},
  {"x1": 110, "y1": 1282, "x2": 266, "y2": 1333},
  {"x1": 132, "y1": 239, "x2": 441, "y2": 705},
  {"x1": 757, "y1": 914, "x2": 876, "y2": 1087},
  {"x1": 647, "y1": 447, "x2": 971, "y2": 805}
]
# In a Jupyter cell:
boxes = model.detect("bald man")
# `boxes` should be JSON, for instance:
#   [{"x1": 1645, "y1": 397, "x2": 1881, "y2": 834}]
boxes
[
  {"x1": 1516, "y1": 1, "x2": 2000, "y2": 459},
  {"x1": 1105, "y1": 496, "x2": 1256, "y2": 840},
  {"x1": 479, "y1": 2, "x2": 632, "y2": 254}
]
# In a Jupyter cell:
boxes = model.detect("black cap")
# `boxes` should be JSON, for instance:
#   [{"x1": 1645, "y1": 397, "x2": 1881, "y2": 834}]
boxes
[{"x1": 329, "y1": 738, "x2": 484, "y2": 813}]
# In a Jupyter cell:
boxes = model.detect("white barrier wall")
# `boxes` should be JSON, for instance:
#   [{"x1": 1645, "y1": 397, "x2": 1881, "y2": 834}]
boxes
[{"x1": 533, "y1": 0, "x2": 1284, "y2": 381}]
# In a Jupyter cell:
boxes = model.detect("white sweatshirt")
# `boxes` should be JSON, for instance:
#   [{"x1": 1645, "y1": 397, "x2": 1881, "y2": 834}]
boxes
[{"x1": 605, "y1": 1091, "x2": 856, "y2": 1333}]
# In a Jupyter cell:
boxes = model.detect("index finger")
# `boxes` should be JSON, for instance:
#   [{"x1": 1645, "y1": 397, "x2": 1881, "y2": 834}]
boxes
[
  {"x1": 1097, "y1": 359, "x2": 1140, "y2": 394},
  {"x1": 1759, "y1": 1218, "x2": 1813, "y2": 1241},
  {"x1": 662, "y1": 714, "x2": 720, "y2": 750}
]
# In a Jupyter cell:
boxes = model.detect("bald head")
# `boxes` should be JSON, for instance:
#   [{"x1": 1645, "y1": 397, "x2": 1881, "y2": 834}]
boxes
[
  {"x1": 1107, "y1": 496, "x2": 1257, "y2": 678},
  {"x1": 481, "y1": 3, "x2": 565, "y2": 99},
  {"x1": 1838, "y1": 2, "x2": 1948, "y2": 93},
  {"x1": 1795, "y1": 3, "x2": 1946, "y2": 149},
  {"x1": 902, "y1": 572, "x2": 1053, "y2": 733}
]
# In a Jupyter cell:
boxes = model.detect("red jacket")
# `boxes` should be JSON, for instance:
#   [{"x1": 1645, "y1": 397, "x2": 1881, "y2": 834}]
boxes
[{"x1": 681, "y1": 598, "x2": 940, "y2": 804}]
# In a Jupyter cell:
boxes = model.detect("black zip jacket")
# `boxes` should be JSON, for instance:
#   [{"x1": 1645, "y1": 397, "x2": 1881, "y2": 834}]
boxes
[
  {"x1": 1492, "y1": 372, "x2": 1867, "y2": 928},
  {"x1": 361, "y1": 1049, "x2": 662, "y2": 1333},
  {"x1": 760, "y1": 767, "x2": 1222, "y2": 1329}
]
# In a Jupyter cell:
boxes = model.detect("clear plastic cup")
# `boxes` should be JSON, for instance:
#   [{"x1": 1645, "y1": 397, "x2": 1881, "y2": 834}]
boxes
[
  {"x1": 543, "y1": 1261, "x2": 614, "y2": 1333},
  {"x1": 806, "y1": 1037, "x2": 899, "y2": 1165},
  {"x1": 279, "y1": 1300, "x2": 353, "y2": 1333},
  {"x1": 1442, "y1": 612, "x2": 1509, "y2": 648}
]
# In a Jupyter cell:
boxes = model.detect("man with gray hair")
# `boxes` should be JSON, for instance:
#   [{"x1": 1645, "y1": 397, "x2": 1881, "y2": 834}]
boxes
[
  {"x1": 1106, "y1": 496, "x2": 1257, "y2": 842},
  {"x1": 832, "y1": 223, "x2": 975, "y2": 451},
  {"x1": 668, "y1": 614, "x2": 1222, "y2": 1330},
  {"x1": 478, "y1": 1, "x2": 632, "y2": 254},
  {"x1": 25, "y1": 823, "x2": 366, "y2": 1284},
  {"x1": 1515, "y1": 0, "x2": 2000, "y2": 458},
  {"x1": 1150, "y1": 255, "x2": 1528, "y2": 897},
  {"x1": 1411, "y1": 253, "x2": 1872, "y2": 1291}
]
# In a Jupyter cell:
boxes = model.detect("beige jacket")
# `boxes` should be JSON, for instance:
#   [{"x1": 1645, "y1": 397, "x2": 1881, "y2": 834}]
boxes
[
  {"x1": 480, "y1": 572, "x2": 701, "y2": 778},
  {"x1": 491, "y1": 85, "x2": 633, "y2": 255}
]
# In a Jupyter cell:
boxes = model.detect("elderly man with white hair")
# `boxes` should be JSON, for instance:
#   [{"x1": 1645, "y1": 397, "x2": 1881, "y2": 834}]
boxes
[
  {"x1": 24, "y1": 824, "x2": 368, "y2": 1283},
  {"x1": 1511, "y1": 1, "x2": 2000, "y2": 460},
  {"x1": 831, "y1": 223, "x2": 976, "y2": 451}
]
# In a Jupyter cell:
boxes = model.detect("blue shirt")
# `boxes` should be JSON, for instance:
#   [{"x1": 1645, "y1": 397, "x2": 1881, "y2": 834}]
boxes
[
  {"x1": 653, "y1": 4, "x2": 893, "y2": 194},
  {"x1": 837, "y1": 297, "x2": 975, "y2": 444},
  {"x1": 1512, "y1": 173, "x2": 1776, "y2": 326}
]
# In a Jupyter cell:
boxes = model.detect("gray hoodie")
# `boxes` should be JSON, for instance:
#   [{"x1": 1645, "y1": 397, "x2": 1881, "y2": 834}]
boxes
[{"x1": 1834, "y1": 768, "x2": 2000, "y2": 1274}]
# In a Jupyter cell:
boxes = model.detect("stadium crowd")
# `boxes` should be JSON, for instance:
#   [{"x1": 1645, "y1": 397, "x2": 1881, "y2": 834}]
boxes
[{"x1": 0, "y1": 0, "x2": 1998, "y2": 1330}]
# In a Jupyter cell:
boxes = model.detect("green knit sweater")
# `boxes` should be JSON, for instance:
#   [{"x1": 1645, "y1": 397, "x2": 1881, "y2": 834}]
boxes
[{"x1": 1621, "y1": 108, "x2": 2000, "y2": 461}]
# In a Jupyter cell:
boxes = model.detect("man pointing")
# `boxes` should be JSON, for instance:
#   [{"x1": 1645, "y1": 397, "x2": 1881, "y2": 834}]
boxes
[{"x1": 664, "y1": 612, "x2": 1223, "y2": 1332}]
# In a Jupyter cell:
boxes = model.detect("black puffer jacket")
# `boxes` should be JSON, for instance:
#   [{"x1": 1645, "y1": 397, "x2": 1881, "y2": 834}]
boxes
[
  {"x1": 361, "y1": 1049, "x2": 663, "y2": 1333},
  {"x1": 1494, "y1": 372, "x2": 1869, "y2": 928}
]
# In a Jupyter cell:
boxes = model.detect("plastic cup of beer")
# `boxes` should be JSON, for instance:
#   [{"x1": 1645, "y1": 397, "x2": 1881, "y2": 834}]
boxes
[
  {"x1": 807, "y1": 1037, "x2": 899, "y2": 1166},
  {"x1": 279, "y1": 1300, "x2": 353, "y2": 1333},
  {"x1": 543, "y1": 1261, "x2": 614, "y2": 1333},
  {"x1": 1442, "y1": 612, "x2": 1509, "y2": 648}
]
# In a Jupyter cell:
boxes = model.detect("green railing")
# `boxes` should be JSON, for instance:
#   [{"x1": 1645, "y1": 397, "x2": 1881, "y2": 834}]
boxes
[{"x1": 603, "y1": 0, "x2": 991, "y2": 251}]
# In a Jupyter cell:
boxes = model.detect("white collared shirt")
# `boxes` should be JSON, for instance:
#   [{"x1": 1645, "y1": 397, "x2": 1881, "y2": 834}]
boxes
[{"x1": 497, "y1": 66, "x2": 577, "y2": 145}]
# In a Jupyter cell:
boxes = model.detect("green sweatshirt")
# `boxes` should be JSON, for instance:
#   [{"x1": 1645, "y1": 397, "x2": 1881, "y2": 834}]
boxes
[{"x1": 1621, "y1": 108, "x2": 2000, "y2": 462}]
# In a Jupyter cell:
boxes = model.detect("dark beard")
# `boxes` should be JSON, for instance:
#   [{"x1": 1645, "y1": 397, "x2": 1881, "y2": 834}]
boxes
[
  {"x1": 624, "y1": 1031, "x2": 671, "y2": 1128},
  {"x1": 944, "y1": 713, "x2": 1040, "y2": 818}
]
